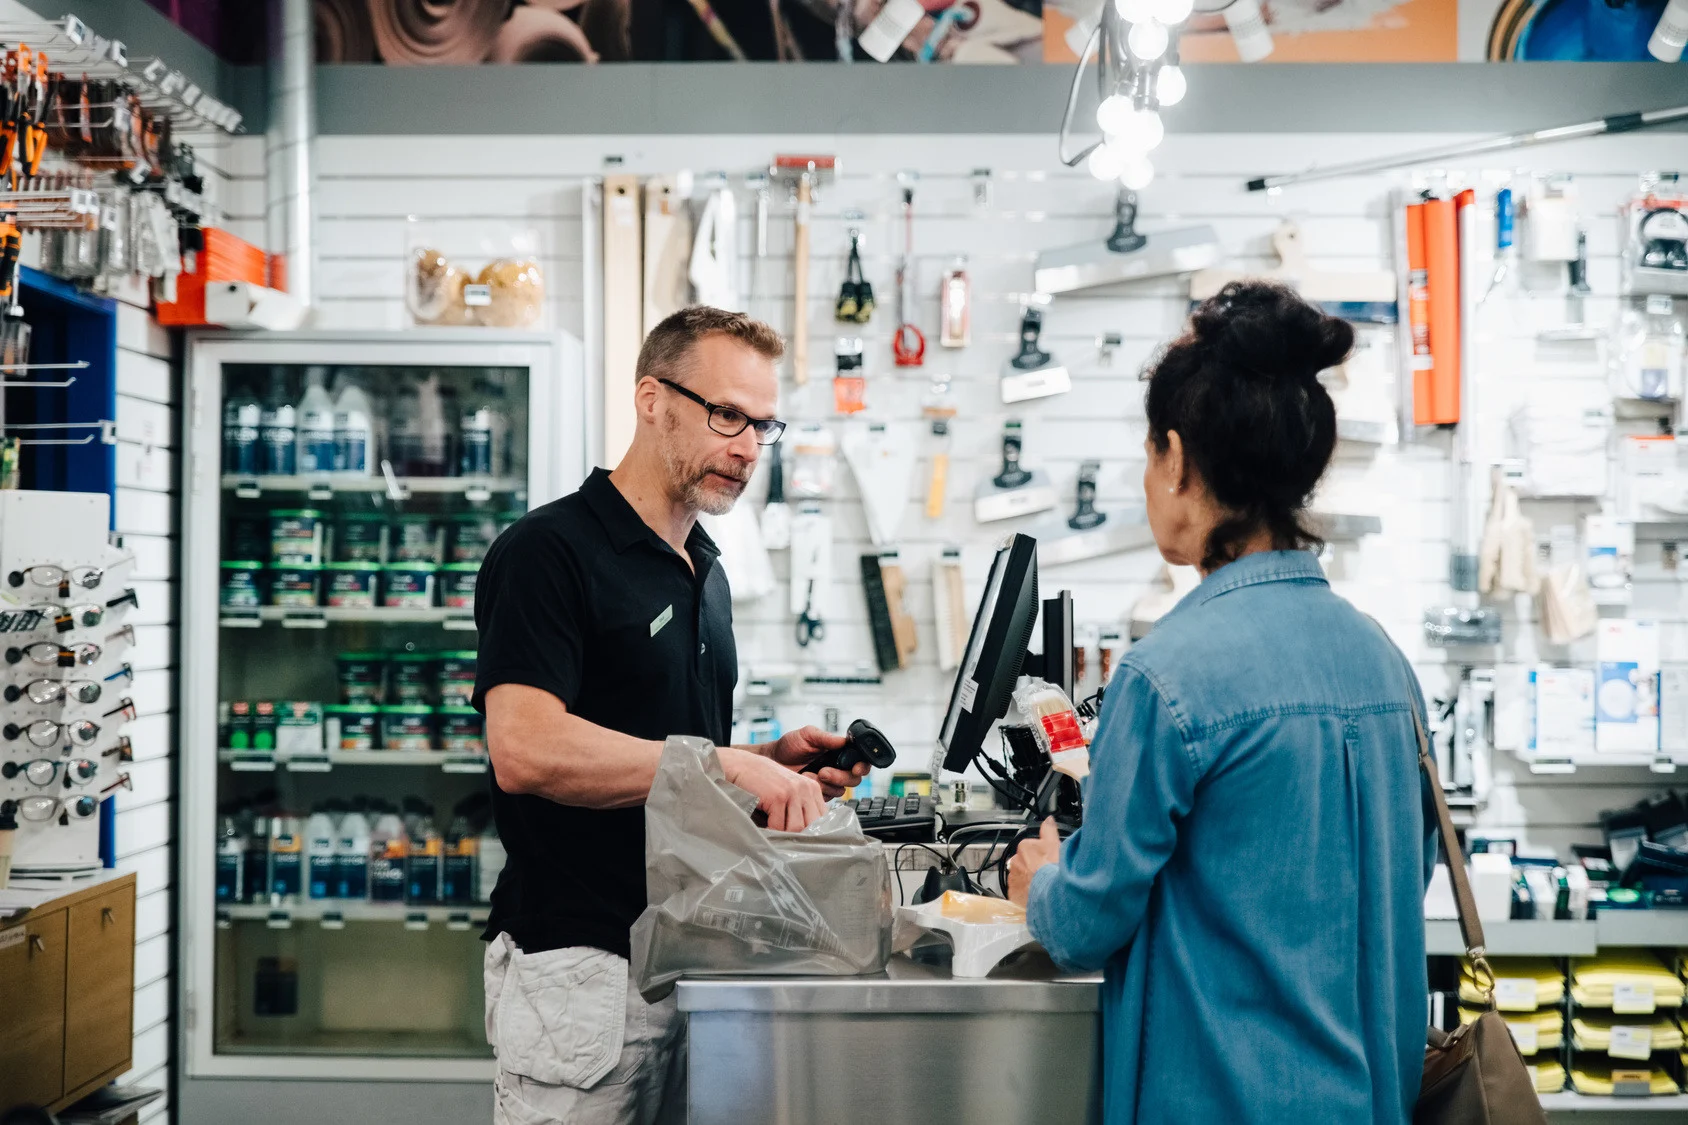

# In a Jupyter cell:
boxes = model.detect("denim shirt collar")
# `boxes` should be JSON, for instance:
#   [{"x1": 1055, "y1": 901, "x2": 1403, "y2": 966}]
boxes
[{"x1": 1180, "y1": 549, "x2": 1328, "y2": 615}]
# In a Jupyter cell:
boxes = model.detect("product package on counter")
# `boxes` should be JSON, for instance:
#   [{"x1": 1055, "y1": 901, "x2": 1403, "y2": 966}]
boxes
[{"x1": 630, "y1": 736, "x2": 893, "y2": 1002}]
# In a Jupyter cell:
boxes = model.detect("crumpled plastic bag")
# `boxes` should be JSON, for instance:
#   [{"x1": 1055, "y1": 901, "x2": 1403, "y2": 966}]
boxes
[{"x1": 629, "y1": 736, "x2": 894, "y2": 1001}]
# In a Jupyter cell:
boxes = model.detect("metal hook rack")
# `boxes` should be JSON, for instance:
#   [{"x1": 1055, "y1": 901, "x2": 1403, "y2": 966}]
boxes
[
  {"x1": 2, "y1": 419, "x2": 115, "y2": 446},
  {"x1": 0, "y1": 14, "x2": 241, "y2": 136}
]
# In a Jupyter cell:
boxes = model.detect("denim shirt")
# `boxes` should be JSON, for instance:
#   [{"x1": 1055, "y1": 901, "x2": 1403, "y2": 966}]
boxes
[{"x1": 1027, "y1": 550, "x2": 1436, "y2": 1125}]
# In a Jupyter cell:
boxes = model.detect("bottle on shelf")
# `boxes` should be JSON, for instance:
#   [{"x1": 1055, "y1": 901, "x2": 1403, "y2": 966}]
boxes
[
  {"x1": 306, "y1": 803, "x2": 340, "y2": 901},
  {"x1": 269, "y1": 812, "x2": 304, "y2": 905},
  {"x1": 215, "y1": 811, "x2": 245, "y2": 904},
  {"x1": 441, "y1": 802, "x2": 477, "y2": 906},
  {"x1": 259, "y1": 368, "x2": 298, "y2": 476},
  {"x1": 295, "y1": 366, "x2": 337, "y2": 477},
  {"x1": 391, "y1": 371, "x2": 454, "y2": 477},
  {"x1": 240, "y1": 804, "x2": 270, "y2": 905},
  {"x1": 223, "y1": 382, "x2": 262, "y2": 476},
  {"x1": 335, "y1": 799, "x2": 372, "y2": 901},
  {"x1": 368, "y1": 803, "x2": 408, "y2": 903},
  {"x1": 333, "y1": 370, "x2": 378, "y2": 478},
  {"x1": 405, "y1": 798, "x2": 442, "y2": 905},
  {"x1": 460, "y1": 374, "x2": 511, "y2": 478}
]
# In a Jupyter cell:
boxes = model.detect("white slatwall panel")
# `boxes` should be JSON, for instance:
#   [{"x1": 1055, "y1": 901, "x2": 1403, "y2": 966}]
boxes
[
  {"x1": 211, "y1": 131, "x2": 1688, "y2": 878},
  {"x1": 107, "y1": 248, "x2": 187, "y2": 1105}
]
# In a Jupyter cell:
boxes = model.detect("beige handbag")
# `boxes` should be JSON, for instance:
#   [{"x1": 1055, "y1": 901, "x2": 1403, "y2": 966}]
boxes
[{"x1": 1410, "y1": 704, "x2": 1548, "y2": 1125}]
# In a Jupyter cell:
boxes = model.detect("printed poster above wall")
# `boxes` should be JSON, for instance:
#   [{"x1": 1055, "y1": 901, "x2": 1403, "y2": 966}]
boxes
[
  {"x1": 314, "y1": 0, "x2": 1046, "y2": 64},
  {"x1": 1044, "y1": 0, "x2": 1688, "y2": 62}
]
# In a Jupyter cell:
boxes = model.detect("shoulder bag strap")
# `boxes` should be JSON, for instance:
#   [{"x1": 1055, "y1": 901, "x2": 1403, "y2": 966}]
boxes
[{"x1": 1370, "y1": 615, "x2": 1494, "y2": 1003}]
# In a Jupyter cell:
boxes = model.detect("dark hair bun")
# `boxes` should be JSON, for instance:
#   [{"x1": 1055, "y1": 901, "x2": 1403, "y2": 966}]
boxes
[
  {"x1": 1190, "y1": 281, "x2": 1355, "y2": 387},
  {"x1": 1143, "y1": 279, "x2": 1347, "y2": 571}
]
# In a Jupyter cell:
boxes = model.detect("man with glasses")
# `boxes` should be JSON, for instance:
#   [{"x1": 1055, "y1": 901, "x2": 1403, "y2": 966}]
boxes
[{"x1": 474, "y1": 306, "x2": 869, "y2": 1125}]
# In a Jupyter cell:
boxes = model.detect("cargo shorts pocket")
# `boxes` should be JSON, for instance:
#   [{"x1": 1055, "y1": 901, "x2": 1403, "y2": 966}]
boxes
[{"x1": 494, "y1": 944, "x2": 629, "y2": 1090}]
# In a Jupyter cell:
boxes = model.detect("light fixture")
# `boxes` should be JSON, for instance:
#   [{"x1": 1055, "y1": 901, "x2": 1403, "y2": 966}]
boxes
[
  {"x1": 1112, "y1": 106, "x2": 1164, "y2": 153},
  {"x1": 1127, "y1": 18, "x2": 1169, "y2": 61},
  {"x1": 1056, "y1": 0, "x2": 1194, "y2": 183},
  {"x1": 1096, "y1": 93, "x2": 1134, "y2": 136},
  {"x1": 1088, "y1": 143, "x2": 1126, "y2": 181},
  {"x1": 1120, "y1": 156, "x2": 1155, "y2": 191},
  {"x1": 1156, "y1": 64, "x2": 1186, "y2": 107}
]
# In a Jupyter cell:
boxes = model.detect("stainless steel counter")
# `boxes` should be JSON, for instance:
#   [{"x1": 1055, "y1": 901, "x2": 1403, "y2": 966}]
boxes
[{"x1": 675, "y1": 951, "x2": 1101, "y2": 1124}]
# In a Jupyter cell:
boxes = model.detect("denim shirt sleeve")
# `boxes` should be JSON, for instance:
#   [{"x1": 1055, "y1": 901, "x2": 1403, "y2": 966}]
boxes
[{"x1": 1026, "y1": 665, "x2": 1200, "y2": 973}]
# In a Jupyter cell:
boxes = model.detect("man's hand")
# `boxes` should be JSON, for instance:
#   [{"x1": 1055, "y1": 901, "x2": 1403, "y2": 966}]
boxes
[
  {"x1": 764, "y1": 725, "x2": 870, "y2": 799},
  {"x1": 719, "y1": 746, "x2": 828, "y2": 832},
  {"x1": 1007, "y1": 818, "x2": 1063, "y2": 908}
]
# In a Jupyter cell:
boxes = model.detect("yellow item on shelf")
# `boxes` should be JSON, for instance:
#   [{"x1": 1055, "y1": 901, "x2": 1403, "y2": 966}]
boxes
[
  {"x1": 1459, "y1": 1007, "x2": 1563, "y2": 1055},
  {"x1": 1458, "y1": 957, "x2": 1565, "y2": 1010},
  {"x1": 1529, "y1": 1060, "x2": 1565, "y2": 1095},
  {"x1": 1569, "y1": 1065, "x2": 1680, "y2": 1096},
  {"x1": 936, "y1": 890, "x2": 1025, "y2": 924},
  {"x1": 1571, "y1": 1015, "x2": 1685, "y2": 1053},
  {"x1": 1568, "y1": 953, "x2": 1686, "y2": 1011}
]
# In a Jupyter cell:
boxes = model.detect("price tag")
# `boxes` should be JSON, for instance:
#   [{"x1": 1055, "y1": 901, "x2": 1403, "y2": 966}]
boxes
[
  {"x1": 1613, "y1": 981, "x2": 1655, "y2": 1014},
  {"x1": 1508, "y1": 1021, "x2": 1539, "y2": 1055},
  {"x1": 463, "y1": 284, "x2": 492, "y2": 308},
  {"x1": 1494, "y1": 977, "x2": 1536, "y2": 1011},
  {"x1": 1608, "y1": 1024, "x2": 1653, "y2": 1061}
]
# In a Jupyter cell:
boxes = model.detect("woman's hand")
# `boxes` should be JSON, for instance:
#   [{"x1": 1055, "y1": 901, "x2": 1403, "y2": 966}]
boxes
[{"x1": 1007, "y1": 817, "x2": 1063, "y2": 908}]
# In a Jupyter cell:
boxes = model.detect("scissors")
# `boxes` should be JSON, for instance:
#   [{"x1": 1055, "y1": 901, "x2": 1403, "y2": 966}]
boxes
[{"x1": 795, "y1": 579, "x2": 826, "y2": 647}]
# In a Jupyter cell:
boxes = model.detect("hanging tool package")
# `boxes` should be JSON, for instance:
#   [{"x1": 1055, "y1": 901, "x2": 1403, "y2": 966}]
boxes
[{"x1": 893, "y1": 179, "x2": 925, "y2": 368}]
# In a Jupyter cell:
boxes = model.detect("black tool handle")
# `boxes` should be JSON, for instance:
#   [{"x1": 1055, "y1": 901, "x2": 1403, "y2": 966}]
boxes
[
  {"x1": 1010, "y1": 307, "x2": 1052, "y2": 373},
  {"x1": 1107, "y1": 190, "x2": 1148, "y2": 254},
  {"x1": 994, "y1": 423, "x2": 1031, "y2": 490}
]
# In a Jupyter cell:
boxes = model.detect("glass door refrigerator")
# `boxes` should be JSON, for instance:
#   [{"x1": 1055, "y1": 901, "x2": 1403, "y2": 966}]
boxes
[{"x1": 178, "y1": 330, "x2": 584, "y2": 1082}]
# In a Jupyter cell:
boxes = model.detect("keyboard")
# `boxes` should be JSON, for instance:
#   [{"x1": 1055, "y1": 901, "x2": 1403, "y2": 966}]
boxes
[{"x1": 847, "y1": 795, "x2": 937, "y2": 843}]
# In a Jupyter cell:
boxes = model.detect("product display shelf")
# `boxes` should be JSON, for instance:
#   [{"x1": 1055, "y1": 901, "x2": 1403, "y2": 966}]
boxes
[
  {"x1": 1425, "y1": 916, "x2": 1688, "y2": 956},
  {"x1": 219, "y1": 606, "x2": 478, "y2": 630},
  {"x1": 218, "y1": 748, "x2": 487, "y2": 774},
  {"x1": 1538, "y1": 1091, "x2": 1688, "y2": 1113},
  {"x1": 217, "y1": 901, "x2": 490, "y2": 928},
  {"x1": 221, "y1": 474, "x2": 524, "y2": 501},
  {"x1": 1519, "y1": 752, "x2": 1685, "y2": 776}
]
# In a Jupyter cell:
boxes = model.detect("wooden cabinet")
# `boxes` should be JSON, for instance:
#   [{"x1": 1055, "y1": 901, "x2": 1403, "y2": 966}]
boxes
[
  {"x1": 0, "y1": 907, "x2": 66, "y2": 1110},
  {"x1": 64, "y1": 885, "x2": 135, "y2": 1092},
  {"x1": 0, "y1": 873, "x2": 136, "y2": 1115}
]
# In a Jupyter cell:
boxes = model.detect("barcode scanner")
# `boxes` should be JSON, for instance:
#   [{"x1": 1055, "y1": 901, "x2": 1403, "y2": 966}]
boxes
[{"x1": 803, "y1": 718, "x2": 897, "y2": 774}]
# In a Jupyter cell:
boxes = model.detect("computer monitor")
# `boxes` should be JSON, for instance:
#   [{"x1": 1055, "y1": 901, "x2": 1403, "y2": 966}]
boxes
[{"x1": 938, "y1": 534, "x2": 1042, "y2": 773}]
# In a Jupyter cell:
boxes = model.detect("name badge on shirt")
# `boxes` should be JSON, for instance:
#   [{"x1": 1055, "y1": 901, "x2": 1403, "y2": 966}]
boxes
[{"x1": 650, "y1": 604, "x2": 674, "y2": 637}]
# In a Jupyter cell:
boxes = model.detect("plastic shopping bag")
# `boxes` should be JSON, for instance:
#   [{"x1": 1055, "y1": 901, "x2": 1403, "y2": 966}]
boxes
[{"x1": 629, "y1": 736, "x2": 894, "y2": 1001}]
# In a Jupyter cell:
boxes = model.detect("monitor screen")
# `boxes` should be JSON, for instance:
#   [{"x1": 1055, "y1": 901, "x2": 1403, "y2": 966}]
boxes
[{"x1": 937, "y1": 533, "x2": 1040, "y2": 774}]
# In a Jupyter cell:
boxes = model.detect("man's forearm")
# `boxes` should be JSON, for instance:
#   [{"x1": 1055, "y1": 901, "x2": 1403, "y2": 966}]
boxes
[
  {"x1": 486, "y1": 684, "x2": 768, "y2": 808},
  {"x1": 496, "y1": 707, "x2": 666, "y2": 808}
]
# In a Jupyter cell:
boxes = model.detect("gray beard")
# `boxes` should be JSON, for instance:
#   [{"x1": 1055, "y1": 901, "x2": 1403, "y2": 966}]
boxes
[{"x1": 662, "y1": 443, "x2": 743, "y2": 516}]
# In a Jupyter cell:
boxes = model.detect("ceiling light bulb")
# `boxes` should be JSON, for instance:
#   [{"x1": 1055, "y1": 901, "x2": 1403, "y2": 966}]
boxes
[
  {"x1": 1127, "y1": 18, "x2": 1169, "y2": 60},
  {"x1": 1120, "y1": 156, "x2": 1155, "y2": 192},
  {"x1": 1156, "y1": 64, "x2": 1187, "y2": 107},
  {"x1": 1095, "y1": 93, "x2": 1134, "y2": 136},
  {"x1": 1154, "y1": 0, "x2": 1194, "y2": 23},
  {"x1": 1087, "y1": 143, "x2": 1126, "y2": 182},
  {"x1": 1112, "y1": 107, "x2": 1164, "y2": 153},
  {"x1": 1114, "y1": 0, "x2": 1156, "y2": 22}
]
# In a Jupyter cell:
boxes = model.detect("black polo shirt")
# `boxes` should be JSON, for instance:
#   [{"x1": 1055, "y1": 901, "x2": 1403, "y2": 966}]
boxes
[{"x1": 471, "y1": 467, "x2": 736, "y2": 957}]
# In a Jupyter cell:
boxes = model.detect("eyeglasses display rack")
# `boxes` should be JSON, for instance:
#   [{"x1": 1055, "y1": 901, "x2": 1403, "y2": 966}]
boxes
[
  {"x1": 177, "y1": 330, "x2": 583, "y2": 1082},
  {"x1": 0, "y1": 488, "x2": 137, "y2": 877}
]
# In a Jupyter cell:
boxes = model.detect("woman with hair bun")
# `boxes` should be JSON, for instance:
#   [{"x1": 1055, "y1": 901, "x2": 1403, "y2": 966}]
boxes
[{"x1": 1009, "y1": 281, "x2": 1436, "y2": 1124}]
